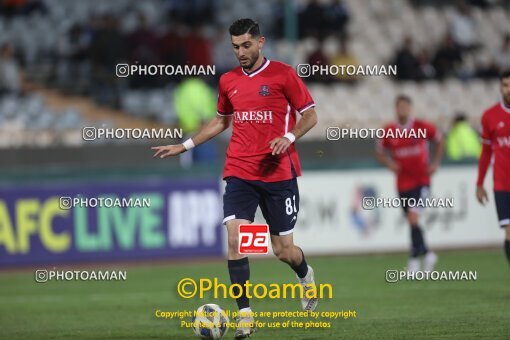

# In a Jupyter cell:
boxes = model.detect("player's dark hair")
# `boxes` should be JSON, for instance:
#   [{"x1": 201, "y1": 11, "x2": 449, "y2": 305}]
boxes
[
  {"x1": 499, "y1": 69, "x2": 510, "y2": 81},
  {"x1": 229, "y1": 18, "x2": 260, "y2": 37},
  {"x1": 395, "y1": 94, "x2": 412, "y2": 105}
]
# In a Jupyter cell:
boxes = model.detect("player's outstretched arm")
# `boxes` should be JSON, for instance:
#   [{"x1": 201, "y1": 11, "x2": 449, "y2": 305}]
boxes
[
  {"x1": 428, "y1": 137, "x2": 444, "y2": 175},
  {"x1": 152, "y1": 115, "x2": 231, "y2": 158},
  {"x1": 269, "y1": 108, "x2": 318, "y2": 155},
  {"x1": 375, "y1": 148, "x2": 399, "y2": 173},
  {"x1": 476, "y1": 143, "x2": 492, "y2": 205}
]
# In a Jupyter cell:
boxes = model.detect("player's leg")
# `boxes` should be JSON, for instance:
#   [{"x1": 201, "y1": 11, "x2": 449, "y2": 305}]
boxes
[
  {"x1": 258, "y1": 177, "x2": 318, "y2": 311},
  {"x1": 402, "y1": 186, "x2": 437, "y2": 272},
  {"x1": 400, "y1": 188, "x2": 422, "y2": 272},
  {"x1": 222, "y1": 177, "x2": 259, "y2": 339},
  {"x1": 494, "y1": 191, "x2": 510, "y2": 265},
  {"x1": 225, "y1": 219, "x2": 257, "y2": 339},
  {"x1": 270, "y1": 233, "x2": 318, "y2": 311},
  {"x1": 270, "y1": 232, "x2": 308, "y2": 277},
  {"x1": 505, "y1": 226, "x2": 510, "y2": 266}
]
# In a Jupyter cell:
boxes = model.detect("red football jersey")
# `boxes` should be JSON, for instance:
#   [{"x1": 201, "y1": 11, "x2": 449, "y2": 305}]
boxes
[
  {"x1": 478, "y1": 101, "x2": 510, "y2": 191},
  {"x1": 217, "y1": 58, "x2": 315, "y2": 182},
  {"x1": 377, "y1": 119, "x2": 441, "y2": 192}
]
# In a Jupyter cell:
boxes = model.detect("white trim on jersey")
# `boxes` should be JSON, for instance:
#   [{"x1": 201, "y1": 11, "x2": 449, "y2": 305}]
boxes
[
  {"x1": 243, "y1": 59, "x2": 271, "y2": 78},
  {"x1": 500, "y1": 97, "x2": 510, "y2": 114},
  {"x1": 223, "y1": 215, "x2": 236, "y2": 224},
  {"x1": 217, "y1": 111, "x2": 233, "y2": 116},
  {"x1": 499, "y1": 218, "x2": 510, "y2": 226},
  {"x1": 298, "y1": 103, "x2": 315, "y2": 114},
  {"x1": 279, "y1": 229, "x2": 294, "y2": 236}
]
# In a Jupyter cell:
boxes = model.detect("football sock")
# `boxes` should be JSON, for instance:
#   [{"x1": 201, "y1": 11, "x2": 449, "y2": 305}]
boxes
[
  {"x1": 228, "y1": 257, "x2": 250, "y2": 310},
  {"x1": 291, "y1": 247, "x2": 309, "y2": 279},
  {"x1": 504, "y1": 240, "x2": 510, "y2": 265},
  {"x1": 411, "y1": 225, "x2": 428, "y2": 257}
]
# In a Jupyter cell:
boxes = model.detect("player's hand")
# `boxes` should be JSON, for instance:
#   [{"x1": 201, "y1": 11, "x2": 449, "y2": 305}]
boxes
[
  {"x1": 476, "y1": 186, "x2": 488, "y2": 205},
  {"x1": 269, "y1": 137, "x2": 292, "y2": 155},
  {"x1": 388, "y1": 161, "x2": 400, "y2": 173},
  {"x1": 151, "y1": 144, "x2": 185, "y2": 158},
  {"x1": 427, "y1": 162, "x2": 439, "y2": 175}
]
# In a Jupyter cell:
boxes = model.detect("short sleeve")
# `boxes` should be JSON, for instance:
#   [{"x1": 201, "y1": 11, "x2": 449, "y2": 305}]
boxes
[
  {"x1": 283, "y1": 67, "x2": 315, "y2": 114},
  {"x1": 217, "y1": 75, "x2": 233, "y2": 116},
  {"x1": 422, "y1": 121, "x2": 441, "y2": 142},
  {"x1": 376, "y1": 126, "x2": 390, "y2": 151}
]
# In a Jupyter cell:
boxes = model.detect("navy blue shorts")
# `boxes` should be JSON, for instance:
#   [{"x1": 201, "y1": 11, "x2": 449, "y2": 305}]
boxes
[
  {"x1": 398, "y1": 185, "x2": 430, "y2": 214},
  {"x1": 494, "y1": 191, "x2": 510, "y2": 228},
  {"x1": 223, "y1": 176, "x2": 299, "y2": 236}
]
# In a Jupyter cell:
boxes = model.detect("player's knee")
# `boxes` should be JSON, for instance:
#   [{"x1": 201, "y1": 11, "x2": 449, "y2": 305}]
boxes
[
  {"x1": 407, "y1": 212, "x2": 419, "y2": 226},
  {"x1": 274, "y1": 246, "x2": 292, "y2": 263},
  {"x1": 227, "y1": 234, "x2": 239, "y2": 253}
]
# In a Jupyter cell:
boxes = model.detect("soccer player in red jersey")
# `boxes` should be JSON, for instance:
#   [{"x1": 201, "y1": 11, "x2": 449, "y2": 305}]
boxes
[
  {"x1": 152, "y1": 19, "x2": 318, "y2": 339},
  {"x1": 476, "y1": 70, "x2": 510, "y2": 266},
  {"x1": 376, "y1": 95, "x2": 444, "y2": 273}
]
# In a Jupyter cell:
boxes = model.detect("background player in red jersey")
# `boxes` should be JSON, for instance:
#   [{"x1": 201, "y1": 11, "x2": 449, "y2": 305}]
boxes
[
  {"x1": 476, "y1": 70, "x2": 510, "y2": 267},
  {"x1": 376, "y1": 95, "x2": 444, "y2": 273},
  {"x1": 152, "y1": 18, "x2": 318, "y2": 339}
]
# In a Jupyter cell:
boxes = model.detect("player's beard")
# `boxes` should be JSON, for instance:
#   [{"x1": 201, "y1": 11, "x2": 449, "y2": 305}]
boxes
[
  {"x1": 241, "y1": 51, "x2": 259, "y2": 71},
  {"x1": 503, "y1": 94, "x2": 510, "y2": 107}
]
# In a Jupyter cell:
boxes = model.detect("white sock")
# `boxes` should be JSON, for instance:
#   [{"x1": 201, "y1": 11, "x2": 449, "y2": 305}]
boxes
[{"x1": 239, "y1": 307, "x2": 252, "y2": 316}]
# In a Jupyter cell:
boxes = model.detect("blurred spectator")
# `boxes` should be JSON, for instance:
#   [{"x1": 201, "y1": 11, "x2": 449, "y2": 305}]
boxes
[
  {"x1": 493, "y1": 34, "x2": 510, "y2": 72},
  {"x1": 325, "y1": 0, "x2": 350, "y2": 40},
  {"x1": 476, "y1": 60, "x2": 501, "y2": 79},
  {"x1": 128, "y1": 14, "x2": 159, "y2": 88},
  {"x1": 306, "y1": 39, "x2": 330, "y2": 83},
  {"x1": 432, "y1": 35, "x2": 463, "y2": 79},
  {"x1": 56, "y1": 24, "x2": 91, "y2": 91},
  {"x1": 128, "y1": 14, "x2": 159, "y2": 65},
  {"x1": 299, "y1": 0, "x2": 327, "y2": 39},
  {"x1": 212, "y1": 26, "x2": 238, "y2": 80},
  {"x1": 183, "y1": 25, "x2": 212, "y2": 67},
  {"x1": 416, "y1": 49, "x2": 435, "y2": 79},
  {"x1": 89, "y1": 14, "x2": 129, "y2": 106},
  {"x1": 0, "y1": 43, "x2": 22, "y2": 95},
  {"x1": 331, "y1": 39, "x2": 358, "y2": 84},
  {"x1": 0, "y1": 0, "x2": 46, "y2": 17},
  {"x1": 159, "y1": 24, "x2": 186, "y2": 66},
  {"x1": 392, "y1": 37, "x2": 425, "y2": 81},
  {"x1": 173, "y1": 77, "x2": 217, "y2": 167},
  {"x1": 448, "y1": 1, "x2": 479, "y2": 51},
  {"x1": 166, "y1": 0, "x2": 214, "y2": 26},
  {"x1": 446, "y1": 112, "x2": 481, "y2": 160}
]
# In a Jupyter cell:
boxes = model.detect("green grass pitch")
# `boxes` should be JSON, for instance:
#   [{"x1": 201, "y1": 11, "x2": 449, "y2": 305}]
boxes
[{"x1": 1, "y1": 249, "x2": 509, "y2": 339}]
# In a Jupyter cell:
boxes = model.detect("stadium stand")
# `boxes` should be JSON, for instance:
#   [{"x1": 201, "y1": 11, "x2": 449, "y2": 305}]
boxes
[{"x1": 0, "y1": 0, "x2": 508, "y2": 145}]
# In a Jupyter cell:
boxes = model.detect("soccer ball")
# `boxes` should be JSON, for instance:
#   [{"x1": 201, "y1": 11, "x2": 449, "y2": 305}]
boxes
[{"x1": 192, "y1": 304, "x2": 229, "y2": 339}]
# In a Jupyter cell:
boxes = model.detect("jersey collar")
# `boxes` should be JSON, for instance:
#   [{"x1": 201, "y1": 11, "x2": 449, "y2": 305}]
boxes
[
  {"x1": 397, "y1": 118, "x2": 415, "y2": 130},
  {"x1": 242, "y1": 58, "x2": 270, "y2": 78},
  {"x1": 500, "y1": 97, "x2": 510, "y2": 114}
]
